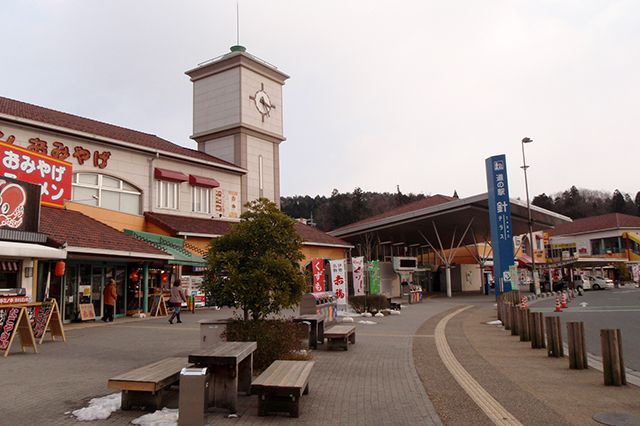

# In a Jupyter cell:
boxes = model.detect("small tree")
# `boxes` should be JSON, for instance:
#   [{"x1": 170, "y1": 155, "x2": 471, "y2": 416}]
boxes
[{"x1": 203, "y1": 198, "x2": 306, "y2": 320}]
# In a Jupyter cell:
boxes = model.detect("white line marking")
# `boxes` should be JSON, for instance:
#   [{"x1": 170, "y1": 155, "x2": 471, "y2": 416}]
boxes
[{"x1": 435, "y1": 305, "x2": 523, "y2": 426}]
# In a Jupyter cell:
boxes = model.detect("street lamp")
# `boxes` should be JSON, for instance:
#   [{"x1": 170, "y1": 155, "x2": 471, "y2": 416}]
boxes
[{"x1": 521, "y1": 137, "x2": 539, "y2": 295}]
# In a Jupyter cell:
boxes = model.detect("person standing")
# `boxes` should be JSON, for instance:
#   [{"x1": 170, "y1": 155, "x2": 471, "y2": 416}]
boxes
[
  {"x1": 102, "y1": 279, "x2": 117, "y2": 322},
  {"x1": 168, "y1": 279, "x2": 186, "y2": 324}
]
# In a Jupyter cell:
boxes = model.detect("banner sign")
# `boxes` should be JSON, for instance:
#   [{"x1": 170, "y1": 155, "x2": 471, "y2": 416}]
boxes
[
  {"x1": 368, "y1": 260, "x2": 380, "y2": 295},
  {"x1": 311, "y1": 258, "x2": 325, "y2": 293},
  {"x1": 329, "y1": 259, "x2": 347, "y2": 306},
  {"x1": 228, "y1": 191, "x2": 240, "y2": 219},
  {"x1": 0, "y1": 140, "x2": 72, "y2": 208},
  {"x1": 485, "y1": 154, "x2": 515, "y2": 296},
  {"x1": 0, "y1": 175, "x2": 41, "y2": 232},
  {"x1": 352, "y1": 257, "x2": 365, "y2": 296}
]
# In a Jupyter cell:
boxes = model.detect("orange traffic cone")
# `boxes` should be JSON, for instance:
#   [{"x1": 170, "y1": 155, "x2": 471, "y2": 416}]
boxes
[
  {"x1": 520, "y1": 296, "x2": 528, "y2": 310},
  {"x1": 561, "y1": 292, "x2": 568, "y2": 309},
  {"x1": 554, "y1": 296, "x2": 562, "y2": 312}
]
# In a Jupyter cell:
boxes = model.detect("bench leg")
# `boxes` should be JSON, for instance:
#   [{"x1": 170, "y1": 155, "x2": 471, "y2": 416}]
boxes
[
  {"x1": 349, "y1": 333, "x2": 356, "y2": 345},
  {"x1": 238, "y1": 354, "x2": 253, "y2": 395},
  {"x1": 210, "y1": 364, "x2": 238, "y2": 413},
  {"x1": 256, "y1": 393, "x2": 301, "y2": 418},
  {"x1": 258, "y1": 395, "x2": 268, "y2": 417},
  {"x1": 121, "y1": 390, "x2": 164, "y2": 411},
  {"x1": 303, "y1": 383, "x2": 309, "y2": 395}
]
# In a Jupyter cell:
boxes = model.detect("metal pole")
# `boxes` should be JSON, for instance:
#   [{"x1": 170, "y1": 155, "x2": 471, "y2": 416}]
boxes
[{"x1": 521, "y1": 138, "x2": 540, "y2": 295}]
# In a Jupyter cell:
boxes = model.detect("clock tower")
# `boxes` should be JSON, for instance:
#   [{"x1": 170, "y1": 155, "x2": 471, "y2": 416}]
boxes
[{"x1": 185, "y1": 45, "x2": 289, "y2": 209}]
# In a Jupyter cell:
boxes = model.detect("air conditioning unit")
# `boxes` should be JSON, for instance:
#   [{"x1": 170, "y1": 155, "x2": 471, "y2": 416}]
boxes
[{"x1": 392, "y1": 257, "x2": 418, "y2": 271}]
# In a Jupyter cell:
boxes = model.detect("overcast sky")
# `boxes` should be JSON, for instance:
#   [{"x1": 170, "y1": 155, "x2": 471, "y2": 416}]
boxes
[{"x1": 2, "y1": 1, "x2": 639, "y2": 200}]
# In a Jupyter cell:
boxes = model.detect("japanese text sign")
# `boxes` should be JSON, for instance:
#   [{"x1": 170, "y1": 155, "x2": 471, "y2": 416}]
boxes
[
  {"x1": 485, "y1": 154, "x2": 515, "y2": 296},
  {"x1": 0, "y1": 140, "x2": 72, "y2": 208},
  {"x1": 311, "y1": 258, "x2": 325, "y2": 293},
  {"x1": 368, "y1": 260, "x2": 380, "y2": 295},
  {"x1": 352, "y1": 257, "x2": 365, "y2": 296},
  {"x1": 329, "y1": 259, "x2": 347, "y2": 306}
]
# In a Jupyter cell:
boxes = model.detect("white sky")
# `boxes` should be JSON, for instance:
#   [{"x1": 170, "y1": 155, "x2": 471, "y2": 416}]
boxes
[{"x1": 2, "y1": 1, "x2": 639, "y2": 200}]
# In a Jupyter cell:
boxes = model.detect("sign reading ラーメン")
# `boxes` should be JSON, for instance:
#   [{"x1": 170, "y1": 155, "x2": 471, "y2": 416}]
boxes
[{"x1": 0, "y1": 140, "x2": 72, "y2": 208}]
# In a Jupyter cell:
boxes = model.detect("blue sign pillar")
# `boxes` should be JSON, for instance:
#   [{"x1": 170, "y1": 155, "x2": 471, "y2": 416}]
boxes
[{"x1": 485, "y1": 154, "x2": 515, "y2": 297}]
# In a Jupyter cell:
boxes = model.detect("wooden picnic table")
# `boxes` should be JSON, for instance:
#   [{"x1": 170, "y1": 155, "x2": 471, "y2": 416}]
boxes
[
  {"x1": 293, "y1": 314, "x2": 324, "y2": 349},
  {"x1": 188, "y1": 341, "x2": 257, "y2": 413}
]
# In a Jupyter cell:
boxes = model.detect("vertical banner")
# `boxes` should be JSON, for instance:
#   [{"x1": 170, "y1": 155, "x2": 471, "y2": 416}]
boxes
[
  {"x1": 311, "y1": 258, "x2": 325, "y2": 293},
  {"x1": 368, "y1": 260, "x2": 380, "y2": 295},
  {"x1": 228, "y1": 191, "x2": 240, "y2": 218},
  {"x1": 485, "y1": 154, "x2": 515, "y2": 296},
  {"x1": 214, "y1": 189, "x2": 225, "y2": 218},
  {"x1": 352, "y1": 257, "x2": 365, "y2": 296},
  {"x1": 330, "y1": 259, "x2": 347, "y2": 306}
]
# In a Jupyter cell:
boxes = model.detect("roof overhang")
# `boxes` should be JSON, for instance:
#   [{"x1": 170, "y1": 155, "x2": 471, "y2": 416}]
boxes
[
  {"x1": 67, "y1": 246, "x2": 171, "y2": 260},
  {"x1": 329, "y1": 193, "x2": 571, "y2": 248},
  {"x1": 0, "y1": 241, "x2": 67, "y2": 259}
]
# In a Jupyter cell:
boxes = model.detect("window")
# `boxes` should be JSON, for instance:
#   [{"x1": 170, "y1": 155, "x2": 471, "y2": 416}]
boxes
[
  {"x1": 72, "y1": 173, "x2": 141, "y2": 215},
  {"x1": 192, "y1": 186, "x2": 211, "y2": 213},
  {"x1": 157, "y1": 180, "x2": 179, "y2": 209}
]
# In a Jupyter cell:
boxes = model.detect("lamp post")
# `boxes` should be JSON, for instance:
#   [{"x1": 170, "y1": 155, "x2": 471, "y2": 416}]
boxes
[{"x1": 521, "y1": 137, "x2": 539, "y2": 295}]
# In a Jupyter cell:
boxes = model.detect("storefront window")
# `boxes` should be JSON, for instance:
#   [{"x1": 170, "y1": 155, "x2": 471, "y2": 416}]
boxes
[{"x1": 72, "y1": 173, "x2": 142, "y2": 215}]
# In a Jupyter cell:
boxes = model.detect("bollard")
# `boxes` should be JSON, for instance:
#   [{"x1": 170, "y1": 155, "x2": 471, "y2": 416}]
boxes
[
  {"x1": 529, "y1": 312, "x2": 546, "y2": 349},
  {"x1": 497, "y1": 298, "x2": 503, "y2": 322},
  {"x1": 504, "y1": 303, "x2": 512, "y2": 331},
  {"x1": 519, "y1": 308, "x2": 530, "y2": 342},
  {"x1": 545, "y1": 316, "x2": 564, "y2": 358},
  {"x1": 511, "y1": 304, "x2": 519, "y2": 336},
  {"x1": 567, "y1": 322, "x2": 588, "y2": 370},
  {"x1": 601, "y1": 329, "x2": 626, "y2": 386}
]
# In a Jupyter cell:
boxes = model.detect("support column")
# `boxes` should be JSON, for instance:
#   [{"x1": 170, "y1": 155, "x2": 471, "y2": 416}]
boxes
[
  {"x1": 143, "y1": 263, "x2": 149, "y2": 313},
  {"x1": 445, "y1": 265, "x2": 452, "y2": 298}
]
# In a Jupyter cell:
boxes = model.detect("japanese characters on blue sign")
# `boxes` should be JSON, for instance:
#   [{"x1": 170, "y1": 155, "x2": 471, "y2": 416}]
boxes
[{"x1": 485, "y1": 154, "x2": 515, "y2": 296}]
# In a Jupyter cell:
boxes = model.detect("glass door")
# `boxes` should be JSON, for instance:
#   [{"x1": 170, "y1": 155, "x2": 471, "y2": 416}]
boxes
[
  {"x1": 63, "y1": 265, "x2": 77, "y2": 322},
  {"x1": 91, "y1": 266, "x2": 104, "y2": 319}
]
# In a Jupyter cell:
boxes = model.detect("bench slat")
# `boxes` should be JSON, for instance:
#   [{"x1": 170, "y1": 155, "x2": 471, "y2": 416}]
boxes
[
  {"x1": 324, "y1": 325, "x2": 355, "y2": 337},
  {"x1": 108, "y1": 357, "x2": 189, "y2": 392},
  {"x1": 252, "y1": 360, "x2": 314, "y2": 392}
]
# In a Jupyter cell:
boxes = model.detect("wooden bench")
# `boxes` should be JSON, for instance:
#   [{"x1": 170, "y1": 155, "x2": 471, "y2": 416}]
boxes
[
  {"x1": 324, "y1": 325, "x2": 356, "y2": 351},
  {"x1": 107, "y1": 357, "x2": 191, "y2": 410},
  {"x1": 251, "y1": 360, "x2": 314, "y2": 418}
]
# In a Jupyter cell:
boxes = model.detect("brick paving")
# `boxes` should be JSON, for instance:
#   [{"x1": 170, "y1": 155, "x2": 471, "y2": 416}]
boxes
[{"x1": 0, "y1": 301, "x2": 451, "y2": 425}]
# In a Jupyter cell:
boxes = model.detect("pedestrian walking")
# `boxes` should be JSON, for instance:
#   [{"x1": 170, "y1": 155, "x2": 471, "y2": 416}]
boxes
[
  {"x1": 102, "y1": 279, "x2": 117, "y2": 322},
  {"x1": 168, "y1": 279, "x2": 187, "y2": 324}
]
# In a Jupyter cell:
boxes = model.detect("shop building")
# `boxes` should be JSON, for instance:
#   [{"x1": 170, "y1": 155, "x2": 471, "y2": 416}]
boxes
[{"x1": 0, "y1": 46, "x2": 350, "y2": 318}]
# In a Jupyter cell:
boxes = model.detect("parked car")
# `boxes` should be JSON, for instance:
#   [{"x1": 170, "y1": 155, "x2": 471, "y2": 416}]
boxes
[{"x1": 586, "y1": 275, "x2": 614, "y2": 290}]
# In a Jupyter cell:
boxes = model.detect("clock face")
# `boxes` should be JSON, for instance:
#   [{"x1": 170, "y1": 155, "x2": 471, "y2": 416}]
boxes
[{"x1": 249, "y1": 83, "x2": 275, "y2": 122}]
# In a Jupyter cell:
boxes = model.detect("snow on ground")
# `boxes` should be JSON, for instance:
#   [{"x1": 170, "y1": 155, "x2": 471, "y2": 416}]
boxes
[
  {"x1": 486, "y1": 320, "x2": 502, "y2": 326},
  {"x1": 71, "y1": 393, "x2": 121, "y2": 421},
  {"x1": 358, "y1": 320, "x2": 378, "y2": 325},
  {"x1": 131, "y1": 408, "x2": 178, "y2": 426}
]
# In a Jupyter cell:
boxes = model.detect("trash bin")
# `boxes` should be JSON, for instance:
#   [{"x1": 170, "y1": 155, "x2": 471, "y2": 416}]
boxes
[
  {"x1": 178, "y1": 367, "x2": 210, "y2": 426},
  {"x1": 199, "y1": 318, "x2": 231, "y2": 349}
]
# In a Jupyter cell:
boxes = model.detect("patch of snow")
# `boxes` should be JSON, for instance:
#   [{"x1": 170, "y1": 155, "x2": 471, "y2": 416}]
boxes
[
  {"x1": 361, "y1": 312, "x2": 373, "y2": 317},
  {"x1": 228, "y1": 413, "x2": 239, "y2": 418},
  {"x1": 358, "y1": 320, "x2": 378, "y2": 325},
  {"x1": 389, "y1": 310, "x2": 401, "y2": 315},
  {"x1": 341, "y1": 317, "x2": 354, "y2": 323},
  {"x1": 71, "y1": 393, "x2": 121, "y2": 421},
  {"x1": 486, "y1": 320, "x2": 502, "y2": 326},
  {"x1": 131, "y1": 408, "x2": 178, "y2": 426},
  {"x1": 374, "y1": 312, "x2": 384, "y2": 318}
]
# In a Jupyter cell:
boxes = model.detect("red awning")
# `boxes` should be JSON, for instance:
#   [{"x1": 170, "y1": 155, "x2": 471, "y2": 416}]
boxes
[
  {"x1": 154, "y1": 168, "x2": 188, "y2": 182},
  {"x1": 189, "y1": 175, "x2": 220, "y2": 188},
  {"x1": 516, "y1": 255, "x2": 533, "y2": 268}
]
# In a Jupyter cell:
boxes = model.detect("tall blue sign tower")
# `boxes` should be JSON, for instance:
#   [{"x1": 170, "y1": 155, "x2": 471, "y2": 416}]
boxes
[{"x1": 485, "y1": 154, "x2": 515, "y2": 297}]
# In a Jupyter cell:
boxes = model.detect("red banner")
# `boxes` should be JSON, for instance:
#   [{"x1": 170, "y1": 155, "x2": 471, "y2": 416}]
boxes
[
  {"x1": 0, "y1": 140, "x2": 72, "y2": 208},
  {"x1": 311, "y1": 258, "x2": 325, "y2": 293}
]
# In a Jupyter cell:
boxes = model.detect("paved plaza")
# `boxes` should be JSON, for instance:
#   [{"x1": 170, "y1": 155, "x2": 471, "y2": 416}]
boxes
[{"x1": 3, "y1": 295, "x2": 640, "y2": 425}]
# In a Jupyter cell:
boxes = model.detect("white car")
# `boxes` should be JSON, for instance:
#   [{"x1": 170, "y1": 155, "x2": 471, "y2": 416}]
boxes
[{"x1": 583, "y1": 275, "x2": 614, "y2": 290}]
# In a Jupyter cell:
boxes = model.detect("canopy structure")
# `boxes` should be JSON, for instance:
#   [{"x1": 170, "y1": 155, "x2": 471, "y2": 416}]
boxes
[
  {"x1": 125, "y1": 230, "x2": 205, "y2": 266},
  {"x1": 330, "y1": 193, "x2": 571, "y2": 297}
]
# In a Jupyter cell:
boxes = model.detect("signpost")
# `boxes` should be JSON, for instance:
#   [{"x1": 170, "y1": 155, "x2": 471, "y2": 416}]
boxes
[
  {"x1": 485, "y1": 154, "x2": 515, "y2": 297},
  {"x1": 0, "y1": 306, "x2": 37, "y2": 357}
]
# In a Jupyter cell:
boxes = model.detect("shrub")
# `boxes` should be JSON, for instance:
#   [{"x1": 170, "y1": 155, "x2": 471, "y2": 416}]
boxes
[
  {"x1": 224, "y1": 319, "x2": 312, "y2": 372},
  {"x1": 349, "y1": 294, "x2": 389, "y2": 313}
]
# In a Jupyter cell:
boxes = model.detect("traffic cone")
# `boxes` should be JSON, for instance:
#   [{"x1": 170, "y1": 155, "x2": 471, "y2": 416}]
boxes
[
  {"x1": 554, "y1": 296, "x2": 562, "y2": 312},
  {"x1": 520, "y1": 296, "x2": 528, "y2": 310},
  {"x1": 561, "y1": 292, "x2": 568, "y2": 309}
]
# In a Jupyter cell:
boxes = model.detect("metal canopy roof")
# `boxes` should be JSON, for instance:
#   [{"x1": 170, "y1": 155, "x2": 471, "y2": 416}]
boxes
[{"x1": 329, "y1": 193, "x2": 572, "y2": 249}]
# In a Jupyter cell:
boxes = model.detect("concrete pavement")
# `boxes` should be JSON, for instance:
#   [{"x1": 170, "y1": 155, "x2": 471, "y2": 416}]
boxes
[{"x1": 2, "y1": 295, "x2": 640, "y2": 425}]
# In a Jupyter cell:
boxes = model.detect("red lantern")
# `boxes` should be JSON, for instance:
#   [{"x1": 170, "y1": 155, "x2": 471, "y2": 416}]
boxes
[
  {"x1": 161, "y1": 272, "x2": 169, "y2": 283},
  {"x1": 54, "y1": 260, "x2": 65, "y2": 277},
  {"x1": 130, "y1": 270, "x2": 139, "y2": 282}
]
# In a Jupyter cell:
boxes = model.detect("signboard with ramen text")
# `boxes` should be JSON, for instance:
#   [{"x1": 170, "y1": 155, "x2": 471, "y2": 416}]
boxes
[{"x1": 0, "y1": 140, "x2": 72, "y2": 208}]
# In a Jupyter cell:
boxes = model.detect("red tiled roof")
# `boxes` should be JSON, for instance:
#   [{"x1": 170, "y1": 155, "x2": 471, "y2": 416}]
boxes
[
  {"x1": 145, "y1": 212, "x2": 234, "y2": 236},
  {"x1": 40, "y1": 207, "x2": 167, "y2": 256},
  {"x1": 548, "y1": 213, "x2": 640, "y2": 236},
  {"x1": 145, "y1": 212, "x2": 352, "y2": 247},
  {"x1": 332, "y1": 194, "x2": 455, "y2": 232},
  {"x1": 0, "y1": 96, "x2": 241, "y2": 170}
]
